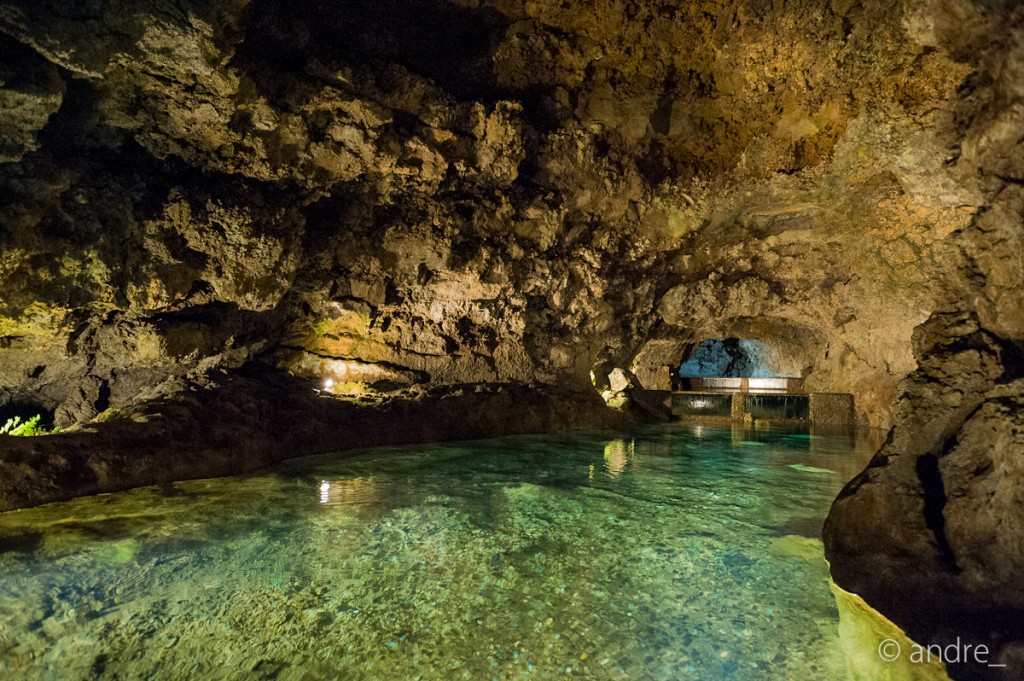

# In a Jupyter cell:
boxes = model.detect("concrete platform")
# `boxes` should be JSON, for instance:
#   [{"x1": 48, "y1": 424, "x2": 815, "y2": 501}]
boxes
[{"x1": 670, "y1": 390, "x2": 855, "y2": 426}]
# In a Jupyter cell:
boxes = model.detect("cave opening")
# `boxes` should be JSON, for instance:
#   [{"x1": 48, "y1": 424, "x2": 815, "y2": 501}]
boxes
[
  {"x1": 667, "y1": 337, "x2": 854, "y2": 424},
  {"x1": 677, "y1": 337, "x2": 780, "y2": 379}
]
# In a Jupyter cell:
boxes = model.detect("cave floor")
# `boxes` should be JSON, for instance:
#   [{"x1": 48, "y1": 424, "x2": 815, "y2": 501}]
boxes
[{"x1": 0, "y1": 424, "x2": 883, "y2": 679}]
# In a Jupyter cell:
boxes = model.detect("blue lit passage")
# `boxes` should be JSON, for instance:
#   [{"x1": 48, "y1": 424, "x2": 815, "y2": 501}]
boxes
[{"x1": 678, "y1": 338, "x2": 774, "y2": 378}]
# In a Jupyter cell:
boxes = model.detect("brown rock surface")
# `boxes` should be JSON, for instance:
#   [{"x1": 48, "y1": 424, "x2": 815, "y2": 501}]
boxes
[{"x1": 0, "y1": 1, "x2": 1022, "y2": 672}]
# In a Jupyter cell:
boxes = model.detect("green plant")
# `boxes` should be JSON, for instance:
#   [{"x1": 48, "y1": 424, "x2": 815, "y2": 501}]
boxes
[{"x1": 0, "y1": 415, "x2": 42, "y2": 436}]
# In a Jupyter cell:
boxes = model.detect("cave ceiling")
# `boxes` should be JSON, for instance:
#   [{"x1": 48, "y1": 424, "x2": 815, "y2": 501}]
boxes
[{"x1": 0, "y1": 0, "x2": 1020, "y2": 433}]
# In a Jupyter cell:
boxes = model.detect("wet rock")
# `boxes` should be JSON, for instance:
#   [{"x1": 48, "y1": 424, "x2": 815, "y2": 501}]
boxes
[
  {"x1": 940, "y1": 387, "x2": 1024, "y2": 612},
  {"x1": 0, "y1": 372, "x2": 624, "y2": 512},
  {"x1": 825, "y1": 312, "x2": 1022, "y2": 672}
]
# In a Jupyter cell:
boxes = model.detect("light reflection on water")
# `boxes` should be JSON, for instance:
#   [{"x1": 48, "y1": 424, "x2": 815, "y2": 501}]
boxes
[
  {"x1": 0, "y1": 423, "x2": 881, "y2": 679},
  {"x1": 318, "y1": 477, "x2": 381, "y2": 507},
  {"x1": 602, "y1": 440, "x2": 633, "y2": 479}
]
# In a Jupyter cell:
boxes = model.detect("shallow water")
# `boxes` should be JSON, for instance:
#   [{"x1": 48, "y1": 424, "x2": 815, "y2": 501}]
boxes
[{"x1": 0, "y1": 423, "x2": 879, "y2": 680}]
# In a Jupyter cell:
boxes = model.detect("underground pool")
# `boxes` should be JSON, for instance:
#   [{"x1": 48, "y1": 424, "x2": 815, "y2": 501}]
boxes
[{"x1": 0, "y1": 424, "x2": 883, "y2": 679}]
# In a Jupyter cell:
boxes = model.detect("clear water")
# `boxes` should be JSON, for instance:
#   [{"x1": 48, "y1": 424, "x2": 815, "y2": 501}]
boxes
[{"x1": 0, "y1": 423, "x2": 879, "y2": 680}]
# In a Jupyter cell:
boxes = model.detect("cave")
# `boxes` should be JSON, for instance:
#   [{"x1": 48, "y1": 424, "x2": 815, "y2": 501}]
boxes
[
  {"x1": 1, "y1": 0, "x2": 1022, "y2": 678},
  {"x1": 677, "y1": 337, "x2": 777, "y2": 379}
]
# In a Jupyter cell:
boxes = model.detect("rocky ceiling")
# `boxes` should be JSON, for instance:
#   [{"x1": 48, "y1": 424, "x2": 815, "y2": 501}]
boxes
[{"x1": 0, "y1": 0, "x2": 1023, "y2": 668}]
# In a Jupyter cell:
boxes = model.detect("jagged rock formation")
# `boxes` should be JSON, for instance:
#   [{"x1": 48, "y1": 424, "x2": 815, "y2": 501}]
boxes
[
  {"x1": 0, "y1": 1, "x2": 1022, "y2": 673},
  {"x1": 2, "y1": 0, "x2": 1005, "y2": 430}
]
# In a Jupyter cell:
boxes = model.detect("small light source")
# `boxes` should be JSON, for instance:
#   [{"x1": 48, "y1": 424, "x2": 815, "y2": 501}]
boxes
[
  {"x1": 319, "y1": 480, "x2": 330, "y2": 504},
  {"x1": 323, "y1": 378, "x2": 335, "y2": 389}
]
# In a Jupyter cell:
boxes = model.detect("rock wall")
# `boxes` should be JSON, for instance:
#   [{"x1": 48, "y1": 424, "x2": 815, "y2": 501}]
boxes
[
  {"x1": 2, "y1": 0, "x2": 1011, "y2": 430},
  {"x1": 821, "y1": 3, "x2": 1024, "y2": 673},
  {"x1": 1, "y1": 1, "x2": 1023, "y2": 670}
]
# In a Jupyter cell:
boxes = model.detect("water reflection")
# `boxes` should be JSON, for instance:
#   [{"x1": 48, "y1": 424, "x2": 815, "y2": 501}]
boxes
[
  {"x1": 602, "y1": 438, "x2": 635, "y2": 478},
  {"x1": 317, "y1": 476, "x2": 380, "y2": 506}
]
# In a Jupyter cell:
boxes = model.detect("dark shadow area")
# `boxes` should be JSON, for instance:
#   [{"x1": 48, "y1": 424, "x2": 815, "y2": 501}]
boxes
[
  {"x1": 916, "y1": 453, "x2": 960, "y2": 573},
  {"x1": 0, "y1": 531, "x2": 43, "y2": 556},
  {"x1": 235, "y1": 0, "x2": 510, "y2": 101},
  {"x1": 0, "y1": 399, "x2": 56, "y2": 430},
  {"x1": 997, "y1": 338, "x2": 1024, "y2": 382},
  {"x1": 0, "y1": 34, "x2": 64, "y2": 161},
  {"x1": 147, "y1": 302, "x2": 290, "y2": 362}
]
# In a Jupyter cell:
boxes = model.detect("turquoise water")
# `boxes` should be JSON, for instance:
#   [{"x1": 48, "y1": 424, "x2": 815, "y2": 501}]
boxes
[{"x1": 0, "y1": 423, "x2": 879, "y2": 679}]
